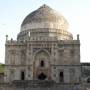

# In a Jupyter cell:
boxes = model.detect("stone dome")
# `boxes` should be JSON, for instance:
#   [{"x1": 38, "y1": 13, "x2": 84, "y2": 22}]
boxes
[
  {"x1": 21, "y1": 4, "x2": 69, "y2": 31},
  {"x1": 17, "y1": 4, "x2": 73, "y2": 40},
  {"x1": 21, "y1": 4, "x2": 68, "y2": 27}
]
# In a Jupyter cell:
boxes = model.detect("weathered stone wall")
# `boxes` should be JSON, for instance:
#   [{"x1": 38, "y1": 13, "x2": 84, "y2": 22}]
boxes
[
  {"x1": 4, "y1": 39, "x2": 80, "y2": 83},
  {"x1": 0, "y1": 81, "x2": 84, "y2": 90},
  {"x1": 51, "y1": 65, "x2": 81, "y2": 83}
]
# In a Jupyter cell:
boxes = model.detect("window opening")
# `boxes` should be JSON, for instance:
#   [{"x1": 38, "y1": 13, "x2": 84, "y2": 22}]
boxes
[{"x1": 40, "y1": 60, "x2": 44, "y2": 67}]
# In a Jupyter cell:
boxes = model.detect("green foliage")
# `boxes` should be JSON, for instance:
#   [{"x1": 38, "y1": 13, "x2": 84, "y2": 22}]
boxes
[{"x1": 0, "y1": 64, "x2": 5, "y2": 73}]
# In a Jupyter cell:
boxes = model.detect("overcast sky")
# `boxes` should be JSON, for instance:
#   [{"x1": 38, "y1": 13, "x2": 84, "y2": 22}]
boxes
[{"x1": 0, "y1": 0, "x2": 90, "y2": 63}]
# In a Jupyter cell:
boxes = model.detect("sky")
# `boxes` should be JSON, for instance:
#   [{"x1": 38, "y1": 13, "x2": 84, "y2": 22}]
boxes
[{"x1": 0, "y1": 0, "x2": 90, "y2": 63}]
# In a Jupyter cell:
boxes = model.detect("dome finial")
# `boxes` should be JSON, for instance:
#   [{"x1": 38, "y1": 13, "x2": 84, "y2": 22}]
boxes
[
  {"x1": 43, "y1": 4, "x2": 47, "y2": 7},
  {"x1": 39, "y1": 4, "x2": 49, "y2": 9}
]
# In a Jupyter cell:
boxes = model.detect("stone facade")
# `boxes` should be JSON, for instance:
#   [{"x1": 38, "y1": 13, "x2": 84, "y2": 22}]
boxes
[
  {"x1": 5, "y1": 38, "x2": 81, "y2": 83},
  {"x1": 1, "y1": 4, "x2": 90, "y2": 90}
]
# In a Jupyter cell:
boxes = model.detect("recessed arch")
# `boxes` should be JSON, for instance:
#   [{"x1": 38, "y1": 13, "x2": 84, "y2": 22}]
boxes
[
  {"x1": 34, "y1": 49, "x2": 50, "y2": 58},
  {"x1": 33, "y1": 49, "x2": 51, "y2": 80},
  {"x1": 33, "y1": 49, "x2": 50, "y2": 67}
]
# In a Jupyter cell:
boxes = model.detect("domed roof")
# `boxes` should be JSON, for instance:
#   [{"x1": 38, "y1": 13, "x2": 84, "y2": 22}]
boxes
[
  {"x1": 18, "y1": 5, "x2": 73, "y2": 41},
  {"x1": 21, "y1": 4, "x2": 68, "y2": 27}
]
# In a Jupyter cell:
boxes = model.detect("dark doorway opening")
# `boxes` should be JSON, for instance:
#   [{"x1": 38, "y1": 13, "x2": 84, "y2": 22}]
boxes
[
  {"x1": 60, "y1": 71, "x2": 64, "y2": 82},
  {"x1": 21, "y1": 71, "x2": 25, "y2": 80},
  {"x1": 38, "y1": 73, "x2": 47, "y2": 80}
]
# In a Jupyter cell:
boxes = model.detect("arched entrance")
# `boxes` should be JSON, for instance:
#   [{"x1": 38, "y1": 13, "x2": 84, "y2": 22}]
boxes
[
  {"x1": 33, "y1": 49, "x2": 51, "y2": 80},
  {"x1": 59, "y1": 71, "x2": 64, "y2": 82},
  {"x1": 38, "y1": 73, "x2": 47, "y2": 80}
]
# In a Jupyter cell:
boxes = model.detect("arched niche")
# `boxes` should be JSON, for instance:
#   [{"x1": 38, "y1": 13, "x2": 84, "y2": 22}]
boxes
[
  {"x1": 34, "y1": 49, "x2": 50, "y2": 68},
  {"x1": 33, "y1": 49, "x2": 51, "y2": 80}
]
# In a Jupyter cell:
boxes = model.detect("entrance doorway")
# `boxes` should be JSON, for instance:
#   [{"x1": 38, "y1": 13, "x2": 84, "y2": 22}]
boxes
[
  {"x1": 59, "y1": 71, "x2": 64, "y2": 82},
  {"x1": 21, "y1": 71, "x2": 25, "y2": 80},
  {"x1": 38, "y1": 73, "x2": 47, "y2": 80}
]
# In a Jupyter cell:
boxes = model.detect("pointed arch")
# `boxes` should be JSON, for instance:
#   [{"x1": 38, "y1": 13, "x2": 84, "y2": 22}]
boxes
[
  {"x1": 33, "y1": 49, "x2": 51, "y2": 80},
  {"x1": 34, "y1": 49, "x2": 50, "y2": 57}
]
